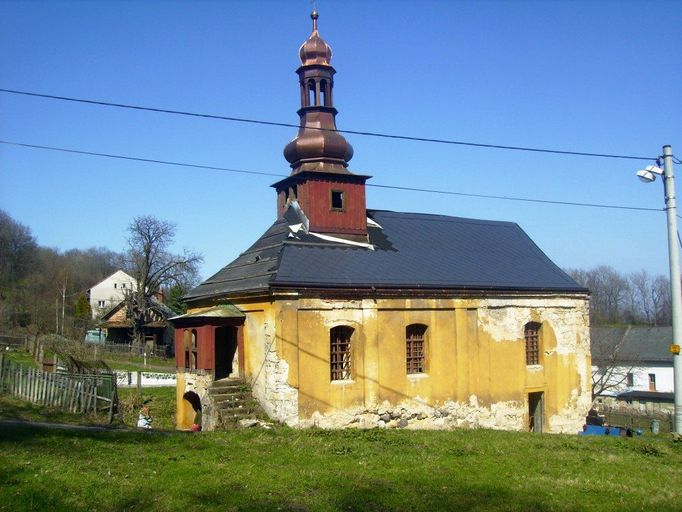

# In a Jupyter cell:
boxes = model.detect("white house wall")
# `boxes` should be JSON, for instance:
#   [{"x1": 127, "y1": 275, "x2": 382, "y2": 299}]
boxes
[{"x1": 89, "y1": 270, "x2": 137, "y2": 318}]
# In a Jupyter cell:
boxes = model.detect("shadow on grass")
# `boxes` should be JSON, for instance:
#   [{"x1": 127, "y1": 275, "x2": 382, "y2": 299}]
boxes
[
  {"x1": 0, "y1": 422, "x2": 173, "y2": 447},
  {"x1": 174, "y1": 478, "x2": 560, "y2": 512}
]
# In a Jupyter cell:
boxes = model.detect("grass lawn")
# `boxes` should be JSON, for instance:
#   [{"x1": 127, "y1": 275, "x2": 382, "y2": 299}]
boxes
[
  {"x1": 1, "y1": 348, "x2": 38, "y2": 368},
  {"x1": 0, "y1": 387, "x2": 176, "y2": 430},
  {"x1": 0, "y1": 414, "x2": 681, "y2": 511},
  {"x1": 3, "y1": 347, "x2": 175, "y2": 373}
]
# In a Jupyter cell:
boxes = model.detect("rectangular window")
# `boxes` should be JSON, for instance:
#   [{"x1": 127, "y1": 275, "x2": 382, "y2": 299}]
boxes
[
  {"x1": 113, "y1": 283, "x2": 117, "y2": 288},
  {"x1": 122, "y1": 283, "x2": 126, "y2": 289},
  {"x1": 330, "y1": 326, "x2": 353, "y2": 381},
  {"x1": 97, "y1": 300, "x2": 105, "y2": 307},
  {"x1": 330, "y1": 190, "x2": 345, "y2": 210},
  {"x1": 406, "y1": 324, "x2": 427, "y2": 374},
  {"x1": 525, "y1": 322, "x2": 541, "y2": 366},
  {"x1": 648, "y1": 373, "x2": 656, "y2": 391},
  {"x1": 626, "y1": 372, "x2": 634, "y2": 387}
]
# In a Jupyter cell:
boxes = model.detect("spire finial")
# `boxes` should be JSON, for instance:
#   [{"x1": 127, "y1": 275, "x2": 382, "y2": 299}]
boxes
[{"x1": 311, "y1": 10, "x2": 318, "y2": 32}]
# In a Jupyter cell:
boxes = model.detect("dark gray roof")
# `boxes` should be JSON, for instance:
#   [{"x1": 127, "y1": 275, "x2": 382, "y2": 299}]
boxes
[
  {"x1": 591, "y1": 326, "x2": 673, "y2": 365},
  {"x1": 616, "y1": 390, "x2": 674, "y2": 402},
  {"x1": 186, "y1": 209, "x2": 585, "y2": 301}
]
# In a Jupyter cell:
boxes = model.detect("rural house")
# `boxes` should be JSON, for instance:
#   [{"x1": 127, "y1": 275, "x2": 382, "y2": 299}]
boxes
[
  {"x1": 87, "y1": 269, "x2": 137, "y2": 319},
  {"x1": 591, "y1": 326, "x2": 674, "y2": 413},
  {"x1": 98, "y1": 295, "x2": 175, "y2": 353},
  {"x1": 171, "y1": 12, "x2": 592, "y2": 432}
]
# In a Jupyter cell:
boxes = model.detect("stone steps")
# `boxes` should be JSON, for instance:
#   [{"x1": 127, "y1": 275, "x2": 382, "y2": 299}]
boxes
[{"x1": 208, "y1": 378, "x2": 265, "y2": 428}]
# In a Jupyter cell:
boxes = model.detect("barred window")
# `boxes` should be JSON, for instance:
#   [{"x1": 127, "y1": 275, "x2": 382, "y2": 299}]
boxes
[
  {"x1": 330, "y1": 326, "x2": 353, "y2": 381},
  {"x1": 406, "y1": 324, "x2": 427, "y2": 374},
  {"x1": 525, "y1": 322, "x2": 541, "y2": 366}
]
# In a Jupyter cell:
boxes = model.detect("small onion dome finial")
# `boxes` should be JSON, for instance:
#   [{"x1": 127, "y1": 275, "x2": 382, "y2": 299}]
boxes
[{"x1": 299, "y1": 10, "x2": 332, "y2": 66}]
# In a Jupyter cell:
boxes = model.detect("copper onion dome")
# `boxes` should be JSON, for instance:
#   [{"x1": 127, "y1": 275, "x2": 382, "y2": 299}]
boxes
[
  {"x1": 283, "y1": 11, "x2": 354, "y2": 174},
  {"x1": 298, "y1": 11, "x2": 333, "y2": 66}
]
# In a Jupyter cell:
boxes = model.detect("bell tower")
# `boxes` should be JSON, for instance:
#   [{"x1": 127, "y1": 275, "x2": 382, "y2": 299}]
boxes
[{"x1": 273, "y1": 11, "x2": 370, "y2": 241}]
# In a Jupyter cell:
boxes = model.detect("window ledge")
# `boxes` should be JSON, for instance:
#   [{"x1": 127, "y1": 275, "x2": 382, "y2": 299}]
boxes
[
  {"x1": 407, "y1": 373, "x2": 429, "y2": 380},
  {"x1": 331, "y1": 379, "x2": 355, "y2": 386},
  {"x1": 526, "y1": 364, "x2": 543, "y2": 371}
]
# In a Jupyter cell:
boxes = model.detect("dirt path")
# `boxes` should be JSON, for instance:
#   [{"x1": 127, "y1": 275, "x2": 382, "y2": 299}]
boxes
[{"x1": 0, "y1": 418, "x2": 175, "y2": 434}]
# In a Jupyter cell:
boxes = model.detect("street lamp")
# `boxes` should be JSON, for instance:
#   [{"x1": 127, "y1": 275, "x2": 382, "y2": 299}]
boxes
[{"x1": 636, "y1": 145, "x2": 682, "y2": 434}]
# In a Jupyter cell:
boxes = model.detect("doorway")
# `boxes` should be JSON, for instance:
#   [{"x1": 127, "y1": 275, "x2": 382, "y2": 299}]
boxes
[
  {"x1": 528, "y1": 392, "x2": 544, "y2": 433},
  {"x1": 215, "y1": 326, "x2": 238, "y2": 380}
]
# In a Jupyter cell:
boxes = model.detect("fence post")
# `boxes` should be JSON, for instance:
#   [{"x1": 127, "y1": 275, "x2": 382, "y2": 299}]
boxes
[{"x1": 137, "y1": 371, "x2": 142, "y2": 391}]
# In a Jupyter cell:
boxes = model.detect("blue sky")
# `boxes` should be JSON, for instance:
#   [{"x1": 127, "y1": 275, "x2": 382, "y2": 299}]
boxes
[{"x1": 1, "y1": 0, "x2": 681, "y2": 283}]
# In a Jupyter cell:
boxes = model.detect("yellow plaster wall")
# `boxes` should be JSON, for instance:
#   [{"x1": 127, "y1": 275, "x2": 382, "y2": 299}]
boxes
[
  {"x1": 175, "y1": 373, "x2": 193, "y2": 430},
  {"x1": 177, "y1": 293, "x2": 590, "y2": 432},
  {"x1": 273, "y1": 294, "x2": 590, "y2": 431}
]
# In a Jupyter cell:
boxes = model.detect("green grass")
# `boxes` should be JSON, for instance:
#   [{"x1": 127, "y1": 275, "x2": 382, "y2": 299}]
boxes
[
  {"x1": 0, "y1": 387, "x2": 176, "y2": 430},
  {"x1": 1, "y1": 349, "x2": 38, "y2": 368},
  {"x1": 0, "y1": 419, "x2": 680, "y2": 511},
  {"x1": 117, "y1": 387, "x2": 176, "y2": 430},
  {"x1": 0, "y1": 395, "x2": 107, "y2": 426},
  {"x1": 3, "y1": 347, "x2": 175, "y2": 373},
  {"x1": 98, "y1": 351, "x2": 175, "y2": 372}
]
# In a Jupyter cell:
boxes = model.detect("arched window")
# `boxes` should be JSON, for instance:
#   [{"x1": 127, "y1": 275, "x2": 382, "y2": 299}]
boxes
[
  {"x1": 183, "y1": 329, "x2": 191, "y2": 369},
  {"x1": 308, "y1": 80, "x2": 316, "y2": 106},
  {"x1": 330, "y1": 326, "x2": 353, "y2": 381},
  {"x1": 190, "y1": 329, "x2": 198, "y2": 370},
  {"x1": 320, "y1": 79, "x2": 327, "y2": 106},
  {"x1": 524, "y1": 322, "x2": 541, "y2": 365},
  {"x1": 406, "y1": 324, "x2": 427, "y2": 374}
]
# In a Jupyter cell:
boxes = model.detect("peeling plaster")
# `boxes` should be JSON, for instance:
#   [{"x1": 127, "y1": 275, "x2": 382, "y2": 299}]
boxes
[
  {"x1": 251, "y1": 322, "x2": 299, "y2": 427},
  {"x1": 298, "y1": 395, "x2": 526, "y2": 431}
]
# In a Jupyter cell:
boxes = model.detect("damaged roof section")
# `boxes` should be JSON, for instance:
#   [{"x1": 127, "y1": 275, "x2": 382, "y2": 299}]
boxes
[
  {"x1": 185, "y1": 208, "x2": 585, "y2": 302},
  {"x1": 169, "y1": 303, "x2": 245, "y2": 321}
]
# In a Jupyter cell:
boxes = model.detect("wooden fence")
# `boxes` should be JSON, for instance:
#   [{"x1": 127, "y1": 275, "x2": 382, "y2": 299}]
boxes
[
  {"x1": 0, "y1": 355, "x2": 117, "y2": 422},
  {"x1": 0, "y1": 333, "x2": 27, "y2": 349}
]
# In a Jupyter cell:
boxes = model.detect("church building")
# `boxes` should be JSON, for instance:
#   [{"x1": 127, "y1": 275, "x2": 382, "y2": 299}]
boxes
[{"x1": 171, "y1": 12, "x2": 591, "y2": 433}]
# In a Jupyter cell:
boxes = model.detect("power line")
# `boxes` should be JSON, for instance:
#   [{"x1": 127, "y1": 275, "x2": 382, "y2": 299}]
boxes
[
  {"x1": 0, "y1": 139, "x2": 663, "y2": 213},
  {"x1": 0, "y1": 140, "x2": 284, "y2": 178},
  {"x1": 0, "y1": 88, "x2": 658, "y2": 162}
]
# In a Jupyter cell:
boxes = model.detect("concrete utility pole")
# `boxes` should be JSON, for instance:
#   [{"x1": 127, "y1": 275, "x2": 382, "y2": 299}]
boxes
[{"x1": 661, "y1": 145, "x2": 682, "y2": 434}]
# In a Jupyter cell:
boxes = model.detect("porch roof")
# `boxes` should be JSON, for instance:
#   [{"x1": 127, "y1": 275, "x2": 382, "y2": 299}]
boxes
[{"x1": 169, "y1": 304, "x2": 245, "y2": 321}]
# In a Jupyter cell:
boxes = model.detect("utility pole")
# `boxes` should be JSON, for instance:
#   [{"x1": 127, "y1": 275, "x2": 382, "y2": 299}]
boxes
[{"x1": 662, "y1": 145, "x2": 682, "y2": 434}]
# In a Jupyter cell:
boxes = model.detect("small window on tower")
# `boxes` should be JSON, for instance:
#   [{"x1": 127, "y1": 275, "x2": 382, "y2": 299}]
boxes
[{"x1": 331, "y1": 190, "x2": 344, "y2": 210}]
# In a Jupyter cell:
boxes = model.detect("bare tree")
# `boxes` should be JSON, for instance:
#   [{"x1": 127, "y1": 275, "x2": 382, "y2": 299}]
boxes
[
  {"x1": 568, "y1": 265, "x2": 629, "y2": 324},
  {"x1": 124, "y1": 216, "x2": 202, "y2": 346},
  {"x1": 652, "y1": 275, "x2": 671, "y2": 326},
  {"x1": 591, "y1": 326, "x2": 640, "y2": 400}
]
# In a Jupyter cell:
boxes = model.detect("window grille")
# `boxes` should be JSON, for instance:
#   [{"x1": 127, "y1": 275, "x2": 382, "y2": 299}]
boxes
[
  {"x1": 406, "y1": 324, "x2": 427, "y2": 374},
  {"x1": 525, "y1": 322, "x2": 541, "y2": 365},
  {"x1": 330, "y1": 326, "x2": 353, "y2": 381}
]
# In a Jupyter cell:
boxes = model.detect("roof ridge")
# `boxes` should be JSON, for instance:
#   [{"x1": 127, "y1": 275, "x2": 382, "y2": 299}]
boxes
[{"x1": 368, "y1": 208, "x2": 516, "y2": 226}]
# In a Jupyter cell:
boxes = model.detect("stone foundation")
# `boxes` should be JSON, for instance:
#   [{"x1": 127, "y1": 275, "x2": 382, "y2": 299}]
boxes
[{"x1": 298, "y1": 396, "x2": 526, "y2": 431}]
